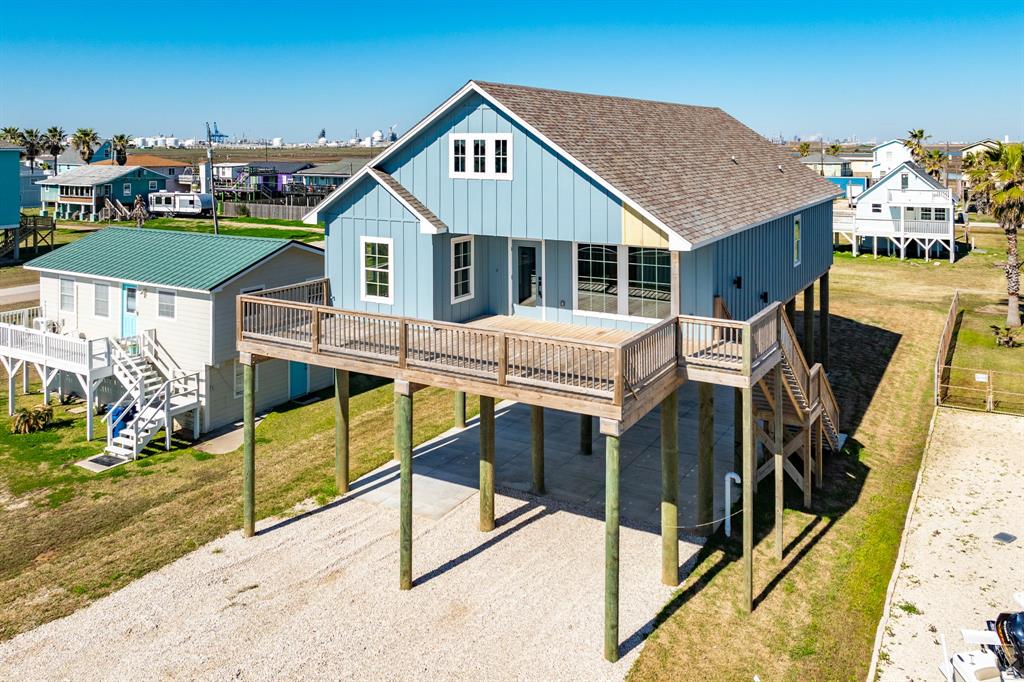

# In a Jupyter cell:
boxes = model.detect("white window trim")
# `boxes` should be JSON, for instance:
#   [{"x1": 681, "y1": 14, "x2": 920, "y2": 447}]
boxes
[
  {"x1": 148, "y1": 180, "x2": 158, "y2": 190},
  {"x1": 448, "y1": 132, "x2": 513, "y2": 180},
  {"x1": 793, "y1": 214, "x2": 802, "y2": 267},
  {"x1": 359, "y1": 236, "x2": 394, "y2": 305},
  {"x1": 94, "y1": 282, "x2": 109, "y2": 318},
  {"x1": 450, "y1": 235, "x2": 475, "y2": 304},
  {"x1": 122, "y1": 182, "x2": 131, "y2": 196},
  {"x1": 570, "y1": 242, "x2": 674, "y2": 324},
  {"x1": 59, "y1": 277, "x2": 75, "y2": 313},
  {"x1": 157, "y1": 290, "x2": 176, "y2": 319}
]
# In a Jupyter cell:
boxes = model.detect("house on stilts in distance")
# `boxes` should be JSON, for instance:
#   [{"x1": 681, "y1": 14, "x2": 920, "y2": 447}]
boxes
[{"x1": 233, "y1": 80, "x2": 844, "y2": 662}]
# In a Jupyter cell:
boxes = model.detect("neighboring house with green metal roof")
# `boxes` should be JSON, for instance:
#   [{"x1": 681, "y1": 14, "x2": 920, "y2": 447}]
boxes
[{"x1": 19, "y1": 228, "x2": 329, "y2": 442}]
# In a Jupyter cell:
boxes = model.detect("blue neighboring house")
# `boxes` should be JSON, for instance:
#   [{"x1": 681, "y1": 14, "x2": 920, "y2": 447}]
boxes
[
  {"x1": 307, "y1": 80, "x2": 840, "y2": 329},
  {"x1": 0, "y1": 142, "x2": 21, "y2": 230},
  {"x1": 55, "y1": 140, "x2": 114, "y2": 173}
]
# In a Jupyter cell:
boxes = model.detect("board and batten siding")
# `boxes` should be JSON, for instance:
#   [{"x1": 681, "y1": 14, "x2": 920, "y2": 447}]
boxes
[
  {"x1": 323, "y1": 175, "x2": 435, "y2": 318},
  {"x1": 381, "y1": 92, "x2": 623, "y2": 245},
  {"x1": 712, "y1": 199, "x2": 833, "y2": 320}
]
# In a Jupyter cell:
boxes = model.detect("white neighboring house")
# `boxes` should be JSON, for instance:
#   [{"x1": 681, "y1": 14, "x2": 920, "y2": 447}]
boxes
[
  {"x1": 0, "y1": 228, "x2": 330, "y2": 466},
  {"x1": 836, "y1": 161, "x2": 956, "y2": 262},
  {"x1": 870, "y1": 139, "x2": 914, "y2": 179}
]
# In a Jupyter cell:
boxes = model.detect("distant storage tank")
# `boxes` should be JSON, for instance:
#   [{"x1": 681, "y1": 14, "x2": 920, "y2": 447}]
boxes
[
  {"x1": 165, "y1": 137, "x2": 178, "y2": 148},
  {"x1": 272, "y1": 137, "x2": 283, "y2": 147}
]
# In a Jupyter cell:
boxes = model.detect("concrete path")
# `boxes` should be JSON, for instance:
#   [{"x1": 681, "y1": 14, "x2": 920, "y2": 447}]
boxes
[
  {"x1": 874, "y1": 409, "x2": 1024, "y2": 680},
  {"x1": 0, "y1": 384, "x2": 741, "y2": 680},
  {"x1": 0, "y1": 283, "x2": 39, "y2": 306}
]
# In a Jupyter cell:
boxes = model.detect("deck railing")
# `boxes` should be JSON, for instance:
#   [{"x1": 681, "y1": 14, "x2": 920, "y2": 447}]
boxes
[
  {"x1": 903, "y1": 219, "x2": 951, "y2": 235},
  {"x1": 0, "y1": 324, "x2": 111, "y2": 372},
  {"x1": 0, "y1": 306, "x2": 41, "y2": 328},
  {"x1": 239, "y1": 281, "x2": 787, "y2": 406}
]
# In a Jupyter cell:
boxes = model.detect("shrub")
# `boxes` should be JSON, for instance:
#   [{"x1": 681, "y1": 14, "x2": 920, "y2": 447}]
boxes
[
  {"x1": 990, "y1": 325, "x2": 1021, "y2": 348},
  {"x1": 234, "y1": 204, "x2": 250, "y2": 217},
  {"x1": 11, "y1": 404, "x2": 55, "y2": 434}
]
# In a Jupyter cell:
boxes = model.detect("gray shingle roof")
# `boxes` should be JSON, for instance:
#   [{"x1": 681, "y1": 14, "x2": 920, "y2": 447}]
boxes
[
  {"x1": 39, "y1": 165, "x2": 162, "y2": 187},
  {"x1": 799, "y1": 153, "x2": 848, "y2": 165},
  {"x1": 473, "y1": 81, "x2": 840, "y2": 245},
  {"x1": 295, "y1": 160, "x2": 358, "y2": 177},
  {"x1": 0, "y1": 142, "x2": 22, "y2": 151},
  {"x1": 369, "y1": 168, "x2": 448, "y2": 232}
]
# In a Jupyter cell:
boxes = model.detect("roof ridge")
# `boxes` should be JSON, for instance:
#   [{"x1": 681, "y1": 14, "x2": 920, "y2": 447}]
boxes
[{"x1": 472, "y1": 80, "x2": 722, "y2": 112}]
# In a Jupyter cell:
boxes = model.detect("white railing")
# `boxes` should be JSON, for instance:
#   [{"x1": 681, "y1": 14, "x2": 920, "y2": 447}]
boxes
[
  {"x1": 105, "y1": 371, "x2": 200, "y2": 458},
  {"x1": 0, "y1": 306, "x2": 41, "y2": 328},
  {"x1": 0, "y1": 324, "x2": 111, "y2": 373},
  {"x1": 903, "y1": 219, "x2": 951, "y2": 235},
  {"x1": 887, "y1": 188, "x2": 951, "y2": 205}
]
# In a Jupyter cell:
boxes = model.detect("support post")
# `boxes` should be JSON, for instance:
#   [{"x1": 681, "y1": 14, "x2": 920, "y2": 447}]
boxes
[
  {"x1": 479, "y1": 395, "x2": 495, "y2": 532},
  {"x1": 784, "y1": 298, "x2": 796, "y2": 327},
  {"x1": 454, "y1": 391, "x2": 466, "y2": 429},
  {"x1": 22, "y1": 362, "x2": 28, "y2": 393},
  {"x1": 334, "y1": 369, "x2": 350, "y2": 494},
  {"x1": 697, "y1": 383, "x2": 714, "y2": 535},
  {"x1": 660, "y1": 390, "x2": 679, "y2": 586},
  {"x1": 816, "y1": 417, "x2": 824, "y2": 488},
  {"x1": 802, "y1": 283, "x2": 815, "y2": 362},
  {"x1": 803, "y1": 420, "x2": 813, "y2": 509},
  {"x1": 742, "y1": 386, "x2": 754, "y2": 612},
  {"x1": 530, "y1": 405, "x2": 545, "y2": 495},
  {"x1": 7, "y1": 363, "x2": 15, "y2": 417},
  {"x1": 580, "y1": 413, "x2": 593, "y2": 455},
  {"x1": 820, "y1": 270, "x2": 830, "y2": 371},
  {"x1": 773, "y1": 363, "x2": 784, "y2": 561},
  {"x1": 242, "y1": 362, "x2": 256, "y2": 538},
  {"x1": 605, "y1": 431, "x2": 621, "y2": 662},
  {"x1": 85, "y1": 378, "x2": 94, "y2": 441},
  {"x1": 733, "y1": 387, "x2": 742, "y2": 475},
  {"x1": 395, "y1": 385, "x2": 413, "y2": 590}
]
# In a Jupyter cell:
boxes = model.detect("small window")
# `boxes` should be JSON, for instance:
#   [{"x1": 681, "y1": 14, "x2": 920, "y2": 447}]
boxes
[
  {"x1": 920, "y1": 207, "x2": 932, "y2": 221},
  {"x1": 451, "y1": 236, "x2": 474, "y2": 303},
  {"x1": 793, "y1": 215, "x2": 802, "y2": 267},
  {"x1": 452, "y1": 139, "x2": 466, "y2": 174},
  {"x1": 494, "y1": 139, "x2": 508, "y2": 174},
  {"x1": 360, "y1": 236, "x2": 393, "y2": 304},
  {"x1": 934, "y1": 207, "x2": 947, "y2": 221},
  {"x1": 233, "y1": 361, "x2": 259, "y2": 399},
  {"x1": 871, "y1": 203, "x2": 882, "y2": 213},
  {"x1": 148, "y1": 180, "x2": 158, "y2": 190},
  {"x1": 94, "y1": 283, "x2": 109, "y2": 317},
  {"x1": 157, "y1": 290, "x2": 176, "y2": 318},
  {"x1": 125, "y1": 287, "x2": 137, "y2": 314},
  {"x1": 472, "y1": 139, "x2": 486, "y2": 173},
  {"x1": 123, "y1": 182, "x2": 131, "y2": 196},
  {"x1": 59, "y1": 278, "x2": 75, "y2": 312},
  {"x1": 168, "y1": 168, "x2": 175, "y2": 175},
  {"x1": 900, "y1": 173, "x2": 909, "y2": 190}
]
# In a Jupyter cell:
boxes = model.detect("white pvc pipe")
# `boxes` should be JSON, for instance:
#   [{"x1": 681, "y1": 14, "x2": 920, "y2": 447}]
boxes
[{"x1": 724, "y1": 472, "x2": 741, "y2": 537}]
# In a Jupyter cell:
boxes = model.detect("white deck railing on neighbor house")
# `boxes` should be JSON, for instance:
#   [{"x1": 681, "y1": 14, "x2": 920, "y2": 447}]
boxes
[
  {"x1": 903, "y1": 219, "x2": 951, "y2": 235},
  {"x1": 0, "y1": 323, "x2": 112, "y2": 374},
  {"x1": 887, "y1": 188, "x2": 951, "y2": 205}
]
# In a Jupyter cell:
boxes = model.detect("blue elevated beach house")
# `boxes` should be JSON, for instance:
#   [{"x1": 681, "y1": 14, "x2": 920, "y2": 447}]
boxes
[{"x1": 234, "y1": 81, "x2": 843, "y2": 661}]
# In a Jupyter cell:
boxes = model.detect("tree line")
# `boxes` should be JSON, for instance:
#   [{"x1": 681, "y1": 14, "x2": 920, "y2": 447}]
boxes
[{"x1": 0, "y1": 127, "x2": 133, "y2": 170}]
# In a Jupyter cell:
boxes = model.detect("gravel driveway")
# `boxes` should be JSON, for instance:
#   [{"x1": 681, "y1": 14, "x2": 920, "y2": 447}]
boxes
[
  {"x1": 874, "y1": 409, "x2": 1024, "y2": 680},
  {"x1": 0, "y1": 481, "x2": 697, "y2": 680}
]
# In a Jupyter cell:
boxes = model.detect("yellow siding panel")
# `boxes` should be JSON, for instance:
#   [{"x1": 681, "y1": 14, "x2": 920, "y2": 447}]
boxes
[{"x1": 621, "y1": 203, "x2": 669, "y2": 248}]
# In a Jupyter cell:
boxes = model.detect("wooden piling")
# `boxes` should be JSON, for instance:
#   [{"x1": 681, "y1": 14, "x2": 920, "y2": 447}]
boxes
[
  {"x1": 479, "y1": 395, "x2": 495, "y2": 532},
  {"x1": 733, "y1": 387, "x2": 742, "y2": 474},
  {"x1": 803, "y1": 283, "x2": 815, "y2": 362},
  {"x1": 820, "y1": 270, "x2": 830, "y2": 370},
  {"x1": 803, "y1": 421, "x2": 813, "y2": 509},
  {"x1": 742, "y1": 386, "x2": 754, "y2": 612},
  {"x1": 660, "y1": 391, "x2": 679, "y2": 586},
  {"x1": 396, "y1": 387, "x2": 413, "y2": 590},
  {"x1": 580, "y1": 414, "x2": 593, "y2": 455},
  {"x1": 531, "y1": 405, "x2": 545, "y2": 495},
  {"x1": 454, "y1": 391, "x2": 466, "y2": 429},
  {"x1": 334, "y1": 369, "x2": 350, "y2": 494},
  {"x1": 242, "y1": 362, "x2": 256, "y2": 538},
  {"x1": 697, "y1": 383, "x2": 714, "y2": 535},
  {"x1": 605, "y1": 432, "x2": 620, "y2": 662},
  {"x1": 774, "y1": 362, "x2": 784, "y2": 561}
]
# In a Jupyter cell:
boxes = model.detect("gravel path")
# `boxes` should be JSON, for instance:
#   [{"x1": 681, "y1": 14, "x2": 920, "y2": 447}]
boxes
[
  {"x1": 875, "y1": 409, "x2": 1024, "y2": 680},
  {"x1": 0, "y1": 483, "x2": 696, "y2": 680}
]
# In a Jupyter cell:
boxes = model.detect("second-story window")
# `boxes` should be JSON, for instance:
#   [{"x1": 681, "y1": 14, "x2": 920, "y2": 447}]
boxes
[
  {"x1": 473, "y1": 139, "x2": 486, "y2": 173},
  {"x1": 451, "y1": 235, "x2": 474, "y2": 303},
  {"x1": 900, "y1": 173, "x2": 909, "y2": 190},
  {"x1": 494, "y1": 139, "x2": 508, "y2": 175},
  {"x1": 360, "y1": 236, "x2": 393, "y2": 305},
  {"x1": 452, "y1": 139, "x2": 466, "y2": 173}
]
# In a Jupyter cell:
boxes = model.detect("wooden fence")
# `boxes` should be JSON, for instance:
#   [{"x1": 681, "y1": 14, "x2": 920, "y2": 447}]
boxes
[
  {"x1": 933, "y1": 290, "x2": 959, "y2": 405},
  {"x1": 221, "y1": 202, "x2": 315, "y2": 222}
]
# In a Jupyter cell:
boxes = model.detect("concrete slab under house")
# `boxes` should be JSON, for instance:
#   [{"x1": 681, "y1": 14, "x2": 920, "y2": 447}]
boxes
[{"x1": 234, "y1": 80, "x2": 845, "y2": 661}]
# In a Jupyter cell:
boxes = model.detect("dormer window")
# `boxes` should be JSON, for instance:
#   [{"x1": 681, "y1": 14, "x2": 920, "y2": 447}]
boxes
[{"x1": 449, "y1": 133, "x2": 513, "y2": 180}]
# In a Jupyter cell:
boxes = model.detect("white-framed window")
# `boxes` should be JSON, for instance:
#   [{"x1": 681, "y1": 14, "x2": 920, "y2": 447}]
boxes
[
  {"x1": 148, "y1": 180, "x2": 158, "y2": 190},
  {"x1": 94, "y1": 282, "x2": 109, "y2": 317},
  {"x1": 920, "y1": 207, "x2": 933, "y2": 221},
  {"x1": 233, "y1": 360, "x2": 260, "y2": 399},
  {"x1": 59, "y1": 277, "x2": 75, "y2": 312},
  {"x1": 157, "y1": 290, "x2": 176, "y2": 318},
  {"x1": 448, "y1": 133, "x2": 513, "y2": 180},
  {"x1": 871, "y1": 203, "x2": 882, "y2": 213},
  {"x1": 900, "y1": 173, "x2": 909, "y2": 190},
  {"x1": 123, "y1": 182, "x2": 131, "y2": 196},
  {"x1": 793, "y1": 214, "x2": 802, "y2": 267},
  {"x1": 574, "y1": 244, "x2": 672, "y2": 321},
  {"x1": 451, "y1": 235, "x2": 474, "y2": 303},
  {"x1": 360, "y1": 236, "x2": 393, "y2": 304},
  {"x1": 934, "y1": 207, "x2": 947, "y2": 222}
]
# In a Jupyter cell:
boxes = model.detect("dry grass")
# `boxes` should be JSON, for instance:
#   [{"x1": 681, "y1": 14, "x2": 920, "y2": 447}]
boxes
[
  {"x1": 0, "y1": 378, "x2": 478, "y2": 640},
  {"x1": 628, "y1": 235, "x2": 1008, "y2": 681}
]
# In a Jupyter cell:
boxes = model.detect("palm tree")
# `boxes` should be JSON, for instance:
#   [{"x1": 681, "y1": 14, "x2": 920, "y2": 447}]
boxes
[
  {"x1": 0, "y1": 127, "x2": 22, "y2": 145},
  {"x1": 826, "y1": 143, "x2": 842, "y2": 156},
  {"x1": 71, "y1": 128, "x2": 100, "y2": 164},
  {"x1": 20, "y1": 128, "x2": 42, "y2": 171},
  {"x1": 970, "y1": 143, "x2": 1023, "y2": 326},
  {"x1": 41, "y1": 126, "x2": 66, "y2": 172},
  {"x1": 798, "y1": 142, "x2": 811, "y2": 157},
  {"x1": 923, "y1": 148, "x2": 945, "y2": 181},
  {"x1": 110, "y1": 134, "x2": 131, "y2": 165},
  {"x1": 904, "y1": 129, "x2": 930, "y2": 163}
]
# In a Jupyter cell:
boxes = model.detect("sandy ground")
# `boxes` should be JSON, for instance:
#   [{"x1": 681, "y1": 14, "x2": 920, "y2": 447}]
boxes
[
  {"x1": 0, "y1": 479, "x2": 697, "y2": 680},
  {"x1": 876, "y1": 409, "x2": 1024, "y2": 680}
]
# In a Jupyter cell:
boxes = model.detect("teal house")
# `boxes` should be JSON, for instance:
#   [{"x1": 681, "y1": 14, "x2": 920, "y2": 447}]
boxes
[
  {"x1": 237, "y1": 81, "x2": 844, "y2": 662},
  {"x1": 55, "y1": 140, "x2": 113, "y2": 173},
  {"x1": 0, "y1": 142, "x2": 21, "y2": 230},
  {"x1": 38, "y1": 165, "x2": 168, "y2": 221}
]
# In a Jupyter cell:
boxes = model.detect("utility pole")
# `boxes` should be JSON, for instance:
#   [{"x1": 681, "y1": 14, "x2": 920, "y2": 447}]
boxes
[{"x1": 206, "y1": 122, "x2": 220, "y2": 235}]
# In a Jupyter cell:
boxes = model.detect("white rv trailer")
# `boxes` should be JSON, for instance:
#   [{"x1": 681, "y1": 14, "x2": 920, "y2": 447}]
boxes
[{"x1": 148, "y1": 191, "x2": 215, "y2": 217}]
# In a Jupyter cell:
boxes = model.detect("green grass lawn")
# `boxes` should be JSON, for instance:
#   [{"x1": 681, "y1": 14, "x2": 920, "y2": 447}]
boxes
[
  {"x1": 141, "y1": 217, "x2": 324, "y2": 242},
  {"x1": 0, "y1": 229, "x2": 92, "y2": 289},
  {"x1": 0, "y1": 374, "x2": 478, "y2": 639}
]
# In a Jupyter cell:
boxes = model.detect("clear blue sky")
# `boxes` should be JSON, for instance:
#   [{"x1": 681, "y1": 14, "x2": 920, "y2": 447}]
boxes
[{"x1": 1, "y1": 0, "x2": 1021, "y2": 144}]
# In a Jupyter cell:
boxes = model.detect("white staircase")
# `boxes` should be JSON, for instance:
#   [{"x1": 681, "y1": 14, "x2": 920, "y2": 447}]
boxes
[{"x1": 101, "y1": 336, "x2": 201, "y2": 460}]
